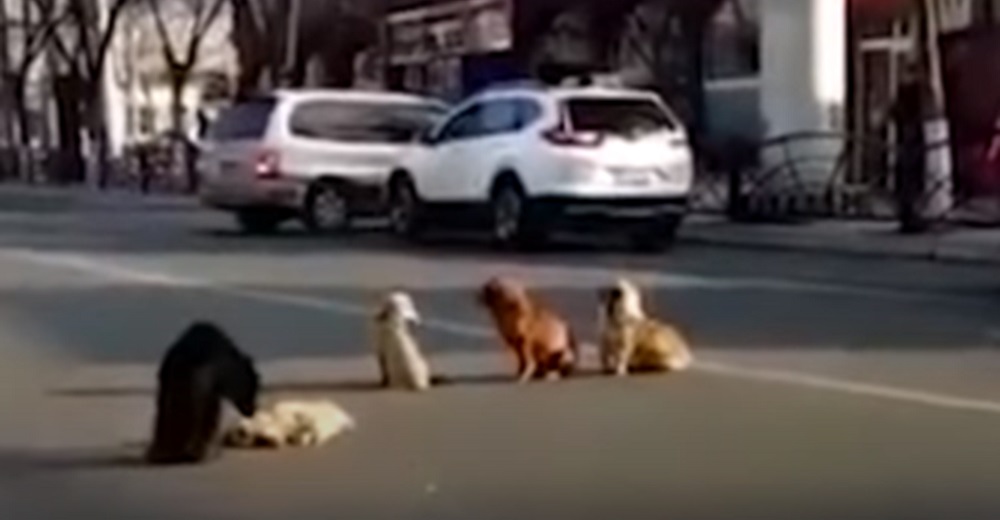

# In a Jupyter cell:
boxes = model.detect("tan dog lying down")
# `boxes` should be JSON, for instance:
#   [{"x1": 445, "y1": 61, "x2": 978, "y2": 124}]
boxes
[
  {"x1": 599, "y1": 279, "x2": 693, "y2": 376},
  {"x1": 223, "y1": 400, "x2": 356, "y2": 449}
]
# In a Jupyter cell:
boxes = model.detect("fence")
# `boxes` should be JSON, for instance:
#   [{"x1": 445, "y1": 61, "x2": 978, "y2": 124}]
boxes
[
  {"x1": 691, "y1": 129, "x2": 1000, "y2": 225},
  {"x1": 0, "y1": 137, "x2": 196, "y2": 195}
]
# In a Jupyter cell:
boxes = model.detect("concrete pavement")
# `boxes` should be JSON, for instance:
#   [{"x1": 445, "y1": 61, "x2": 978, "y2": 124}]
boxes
[
  {"x1": 5, "y1": 183, "x2": 1000, "y2": 264},
  {"x1": 684, "y1": 214, "x2": 1000, "y2": 265},
  {"x1": 1, "y1": 187, "x2": 1000, "y2": 518}
]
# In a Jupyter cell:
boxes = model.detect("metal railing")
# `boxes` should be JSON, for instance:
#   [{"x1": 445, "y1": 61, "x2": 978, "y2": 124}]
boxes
[{"x1": 691, "y1": 129, "x2": 1000, "y2": 225}]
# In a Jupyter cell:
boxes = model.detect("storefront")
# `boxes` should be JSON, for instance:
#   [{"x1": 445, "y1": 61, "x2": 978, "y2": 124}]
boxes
[{"x1": 384, "y1": 0, "x2": 518, "y2": 100}]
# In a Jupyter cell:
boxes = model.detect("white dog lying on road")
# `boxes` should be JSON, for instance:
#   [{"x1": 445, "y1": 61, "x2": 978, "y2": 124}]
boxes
[{"x1": 223, "y1": 400, "x2": 356, "y2": 449}]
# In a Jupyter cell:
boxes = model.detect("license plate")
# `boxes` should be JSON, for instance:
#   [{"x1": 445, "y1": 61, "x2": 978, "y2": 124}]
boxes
[
  {"x1": 220, "y1": 161, "x2": 242, "y2": 177},
  {"x1": 612, "y1": 168, "x2": 653, "y2": 186}
]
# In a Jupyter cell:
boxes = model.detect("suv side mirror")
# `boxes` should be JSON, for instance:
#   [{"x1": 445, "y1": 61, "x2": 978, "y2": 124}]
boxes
[{"x1": 417, "y1": 126, "x2": 439, "y2": 146}]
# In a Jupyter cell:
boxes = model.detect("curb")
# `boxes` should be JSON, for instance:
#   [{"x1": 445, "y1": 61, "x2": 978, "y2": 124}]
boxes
[{"x1": 680, "y1": 225, "x2": 1000, "y2": 267}]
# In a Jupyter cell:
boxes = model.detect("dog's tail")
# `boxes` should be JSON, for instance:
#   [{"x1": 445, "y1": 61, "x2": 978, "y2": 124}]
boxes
[{"x1": 668, "y1": 346, "x2": 694, "y2": 372}]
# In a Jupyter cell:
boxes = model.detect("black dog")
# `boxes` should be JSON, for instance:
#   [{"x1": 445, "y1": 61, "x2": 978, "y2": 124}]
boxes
[{"x1": 146, "y1": 322, "x2": 259, "y2": 465}]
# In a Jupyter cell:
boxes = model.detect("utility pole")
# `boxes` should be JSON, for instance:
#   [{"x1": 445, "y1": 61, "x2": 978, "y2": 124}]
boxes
[{"x1": 917, "y1": 0, "x2": 953, "y2": 219}]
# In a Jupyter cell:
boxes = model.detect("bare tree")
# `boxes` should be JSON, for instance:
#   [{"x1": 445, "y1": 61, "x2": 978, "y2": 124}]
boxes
[
  {"x1": 230, "y1": 0, "x2": 381, "y2": 97},
  {"x1": 1, "y1": 0, "x2": 66, "y2": 179},
  {"x1": 38, "y1": 0, "x2": 133, "y2": 185},
  {"x1": 147, "y1": 0, "x2": 226, "y2": 135},
  {"x1": 230, "y1": 0, "x2": 283, "y2": 96}
]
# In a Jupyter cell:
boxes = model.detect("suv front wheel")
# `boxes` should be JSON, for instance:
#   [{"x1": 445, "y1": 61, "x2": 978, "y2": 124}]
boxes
[{"x1": 388, "y1": 176, "x2": 424, "y2": 240}]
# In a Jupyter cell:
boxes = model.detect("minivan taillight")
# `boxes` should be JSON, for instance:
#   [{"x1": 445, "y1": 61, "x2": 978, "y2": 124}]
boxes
[
  {"x1": 542, "y1": 128, "x2": 603, "y2": 147},
  {"x1": 254, "y1": 149, "x2": 281, "y2": 179}
]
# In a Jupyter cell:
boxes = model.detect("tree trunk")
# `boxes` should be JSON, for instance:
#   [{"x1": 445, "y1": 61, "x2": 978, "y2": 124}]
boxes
[
  {"x1": 11, "y1": 79, "x2": 30, "y2": 182},
  {"x1": 683, "y1": 18, "x2": 707, "y2": 152},
  {"x1": 52, "y1": 75, "x2": 85, "y2": 184},
  {"x1": 170, "y1": 71, "x2": 186, "y2": 136},
  {"x1": 84, "y1": 95, "x2": 110, "y2": 190},
  {"x1": 169, "y1": 70, "x2": 198, "y2": 194}
]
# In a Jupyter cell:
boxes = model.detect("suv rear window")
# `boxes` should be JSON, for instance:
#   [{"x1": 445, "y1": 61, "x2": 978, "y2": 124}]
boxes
[
  {"x1": 564, "y1": 98, "x2": 678, "y2": 135},
  {"x1": 207, "y1": 98, "x2": 276, "y2": 141},
  {"x1": 289, "y1": 101, "x2": 445, "y2": 144}
]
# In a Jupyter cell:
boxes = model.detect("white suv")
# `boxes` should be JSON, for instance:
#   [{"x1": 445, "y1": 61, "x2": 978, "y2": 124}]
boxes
[
  {"x1": 386, "y1": 84, "x2": 693, "y2": 250},
  {"x1": 199, "y1": 90, "x2": 446, "y2": 233}
]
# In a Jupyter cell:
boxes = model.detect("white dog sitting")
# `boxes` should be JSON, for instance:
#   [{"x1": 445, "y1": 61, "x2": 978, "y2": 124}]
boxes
[
  {"x1": 223, "y1": 400, "x2": 356, "y2": 449},
  {"x1": 373, "y1": 291, "x2": 432, "y2": 391}
]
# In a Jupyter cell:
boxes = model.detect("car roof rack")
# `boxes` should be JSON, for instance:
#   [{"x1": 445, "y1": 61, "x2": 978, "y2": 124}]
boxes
[
  {"x1": 560, "y1": 73, "x2": 624, "y2": 88},
  {"x1": 477, "y1": 79, "x2": 549, "y2": 93}
]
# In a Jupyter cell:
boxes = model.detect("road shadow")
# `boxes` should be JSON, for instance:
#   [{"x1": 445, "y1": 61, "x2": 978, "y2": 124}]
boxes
[
  {"x1": 0, "y1": 448, "x2": 151, "y2": 475},
  {"x1": 49, "y1": 370, "x2": 613, "y2": 400}
]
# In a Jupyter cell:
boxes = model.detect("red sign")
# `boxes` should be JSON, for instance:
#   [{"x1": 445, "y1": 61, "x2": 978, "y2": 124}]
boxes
[
  {"x1": 851, "y1": 0, "x2": 912, "y2": 19},
  {"x1": 941, "y1": 28, "x2": 1000, "y2": 196}
]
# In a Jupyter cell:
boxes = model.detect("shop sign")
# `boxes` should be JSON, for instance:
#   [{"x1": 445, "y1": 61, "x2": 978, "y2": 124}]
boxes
[{"x1": 387, "y1": 0, "x2": 512, "y2": 65}]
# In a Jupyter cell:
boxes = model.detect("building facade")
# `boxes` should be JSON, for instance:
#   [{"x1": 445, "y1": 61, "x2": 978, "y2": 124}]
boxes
[
  {"x1": 380, "y1": 0, "x2": 1000, "y2": 197},
  {"x1": 105, "y1": 0, "x2": 237, "y2": 151}
]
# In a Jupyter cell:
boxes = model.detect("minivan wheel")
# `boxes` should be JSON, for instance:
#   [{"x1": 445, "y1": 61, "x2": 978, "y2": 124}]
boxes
[
  {"x1": 629, "y1": 215, "x2": 682, "y2": 253},
  {"x1": 304, "y1": 181, "x2": 349, "y2": 233},
  {"x1": 235, "y1": 210, "x2": 284, "y2": 235},
  {"x1": 490, "y1": 182, "x2": 545, "y2": 250},
  {"x1": 389, "y1": 177, "x2": 424, "y2": 240}
]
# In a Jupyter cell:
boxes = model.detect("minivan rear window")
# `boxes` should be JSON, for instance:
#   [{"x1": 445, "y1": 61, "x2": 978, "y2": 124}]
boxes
[
  {"x1": 289, "y1": 101, "x2": 445, "y2": 144},
  {"x1": 207, "y1": 98, "x2": 276, "y2": 141},
  {"x1": 565, "y1": 98, "x2": 678, "y2": 136}
]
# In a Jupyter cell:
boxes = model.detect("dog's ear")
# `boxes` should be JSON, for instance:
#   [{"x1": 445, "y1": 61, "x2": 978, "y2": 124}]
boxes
[
  {"x1": 478, "y1": 283, "x2": 496, "y2": 307},
  {"x1": 599, "y1": 287, "x2": 624, "y2": 306},
  {"x1": 222, "y1": 353, "x2": 260, "y2": 417}
]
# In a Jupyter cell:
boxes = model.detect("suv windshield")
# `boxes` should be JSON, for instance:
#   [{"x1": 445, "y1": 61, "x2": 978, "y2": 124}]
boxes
[
  {"x1": 207, "y1": 98, "x2": 277, "y2": 141},
  {"x1": 289, "y1": 101, "x2": 445, "y2": 144},
  {"x1": 565, "y1": 97, "x2": 677, "y2": 136}
]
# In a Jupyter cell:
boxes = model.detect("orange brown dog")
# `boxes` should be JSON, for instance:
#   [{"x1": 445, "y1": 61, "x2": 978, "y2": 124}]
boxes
[{"x1": 478, "y1": 277, "x2": 578, "y2": 382}]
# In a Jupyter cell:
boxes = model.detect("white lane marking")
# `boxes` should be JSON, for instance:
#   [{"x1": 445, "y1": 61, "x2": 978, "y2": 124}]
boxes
[
  {"x1": 5, "y1": 246, "x2": 984, "y2": 306},
  {"x1": 5, "y1": 248, "x2": 1000, "y2": 416},
  {"x1": 695, "y1": 362, "x2": 1000, "y2": 416}
]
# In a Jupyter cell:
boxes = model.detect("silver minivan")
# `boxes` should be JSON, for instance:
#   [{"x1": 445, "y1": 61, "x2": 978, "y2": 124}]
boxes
[{"x1": 199, "y1": 89, "x2": 446, "y2": 233}]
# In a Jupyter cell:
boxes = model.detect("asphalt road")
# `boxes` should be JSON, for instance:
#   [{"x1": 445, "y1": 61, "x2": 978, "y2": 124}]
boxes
[{"x1": 1, "y1": 192, "x2": 1000, "y2": 519}]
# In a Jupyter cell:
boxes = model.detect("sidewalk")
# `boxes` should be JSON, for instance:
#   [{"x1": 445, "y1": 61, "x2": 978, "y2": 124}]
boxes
[
  {"x1": 0, "y1": 183, "x2": 195, "y2": 212},
  {"x1": 682, "y1": 214, "x2": 1000, "y2": 265}
]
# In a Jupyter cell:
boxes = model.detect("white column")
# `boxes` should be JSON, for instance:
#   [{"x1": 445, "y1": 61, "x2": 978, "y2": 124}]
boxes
[{"x1": 759, "y1": 0, "x2": 847, "y2": 184}]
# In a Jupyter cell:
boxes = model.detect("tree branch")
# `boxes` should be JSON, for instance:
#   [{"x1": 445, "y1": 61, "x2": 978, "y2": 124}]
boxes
[
  {"x1": 92, "y1": 0, "x2": 132, "y2": 79},
  {"x1": 148, "y1": 0, "x2": 181, "y2": 68},
  {"x1": 185, "y1": 0, "x2": 226, "y2": 67}
]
